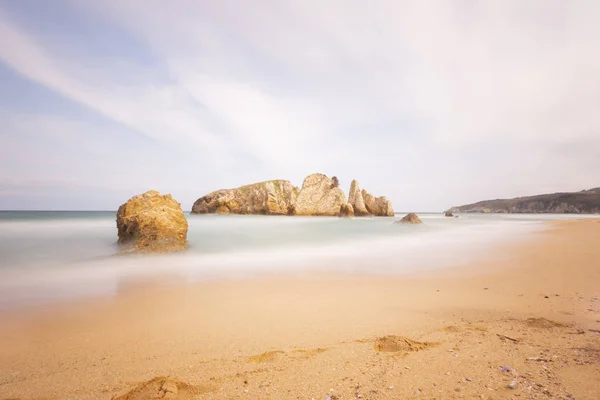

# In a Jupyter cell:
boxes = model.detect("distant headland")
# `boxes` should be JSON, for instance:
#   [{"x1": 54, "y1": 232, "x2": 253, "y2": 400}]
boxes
[{"x1": 447, "y1": 187, "x2": 600, "y2": 214}]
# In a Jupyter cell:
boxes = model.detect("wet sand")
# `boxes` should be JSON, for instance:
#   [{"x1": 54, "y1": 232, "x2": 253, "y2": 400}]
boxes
[{"x1": 0, "y1": 219, "x2": 599, "y2": 399}]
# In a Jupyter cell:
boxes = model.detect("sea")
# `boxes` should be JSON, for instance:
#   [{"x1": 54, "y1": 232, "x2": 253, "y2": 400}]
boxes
[{"x1": 0, "y1": 211, "x2": 596, "y2": 310}]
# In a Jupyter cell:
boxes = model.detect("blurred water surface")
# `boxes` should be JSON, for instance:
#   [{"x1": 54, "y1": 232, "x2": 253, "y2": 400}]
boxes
[{"x1": 0, "y1": 211, "x2": 595, "y2": 308}]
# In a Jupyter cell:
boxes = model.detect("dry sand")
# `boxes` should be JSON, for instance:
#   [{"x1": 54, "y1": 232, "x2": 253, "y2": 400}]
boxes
[{"x1": 0, "y1": 219, "x2": 599, "y2": 400}]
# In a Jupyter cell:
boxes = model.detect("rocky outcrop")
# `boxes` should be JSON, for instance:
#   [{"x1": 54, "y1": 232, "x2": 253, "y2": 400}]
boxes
[
  {"x1": 294, "y1": 174, "x2": 347, "y2": 216},
  {"x1": 362, "y1": 189, "x2": 394, "y2": 217},
  {"x1": 191, "y1": 174, "x2": 396, "y2": 217},
  {"x1": 191, "y1": 180, "x2": 299, "y2": 215},
  {"x1": 445, "y1": 210, "x2": 454, "y2": 217},
  {"x1": 362, "y1": 190, "x2": 376, "y2": 214},
  {"x1": 116, "y1": 190, "x2": 188, "y2": 253},
  {"x1": 448, "y1": 187, "x2": 600, "y2": 214},
  {"x1": 339, "y1": 203, "x2": 355, "y2": 218},
  {"x1": 348, "y1": 180, "x2": 370, "y2": 216},
  {"x1": 395, "y1": 213, "x2": 422, "y2": 224}
]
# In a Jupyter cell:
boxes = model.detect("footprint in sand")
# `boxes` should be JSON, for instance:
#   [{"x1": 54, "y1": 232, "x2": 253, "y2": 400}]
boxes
[
  {"x1": 525, "y1": 317, "x2": 570, "y2": 329},
  {"x1": 374, "y1": 335, "x2": 439, "y2": 353},
  {"x1": 111, "y1": 376, "x2": 216, "y2": 400},
  {"x1": 247, "y1": 348, "x2": 328, "y2": 363},
  {"x1": 442, "y1": 324, "x2": 488, "y2": 333}
]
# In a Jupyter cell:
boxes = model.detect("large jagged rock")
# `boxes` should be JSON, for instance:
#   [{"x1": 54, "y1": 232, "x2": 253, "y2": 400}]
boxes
[
  {"x1": 116, "y1": 190, "x2": 188, "y2": 253},
  {"x1": 348, "y1": 180, "x2": 370, "y2": 216},
  {"x1": 339, "y1": 203, "x2": 355, "y2": 218},
  {"x1": 361, "y1": 189, "x2": 394, "y2": 216},
  {"x1": 191, "y1": 180, "x2": 299, "y2": 215},
  {"x1": 191, "y1": 175, "x2": 394, "y2": 218},
  {"x1": 294, "y1": 173, "x2": 347, "y2": 216},
  {"x1": 395, "y1": 213, "x2": 422, "y2": 224}
]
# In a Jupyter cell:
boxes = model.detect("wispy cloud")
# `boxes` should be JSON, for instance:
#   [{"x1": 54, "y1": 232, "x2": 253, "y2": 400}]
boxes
[
  {"x1": 1, "y1": 1, "x2": 599, "y2": 210},
  {"x1": 0, "y1": 8, "x2": 225, "y2": 152}
]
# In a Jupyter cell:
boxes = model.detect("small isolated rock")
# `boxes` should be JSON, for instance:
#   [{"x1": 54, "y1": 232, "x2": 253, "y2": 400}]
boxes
[
  {"x1": 500, "y1": 365, "x2": 519, "y2": 389},
  {"x1": 116, "y1": 190, "x2": 188, "y2": 253},
  {"x1": 395, "y1": 213, "x2": 423, "y2": 224},
  {"x1": 387, "y1": 386, "x2": 394, "y2": 390},
  {"x1": 444, "y1": 210, "x2": 454, "y2": 217},
  {"x1": 414, "y1": 389, "x2": 421, "y2": 395}
]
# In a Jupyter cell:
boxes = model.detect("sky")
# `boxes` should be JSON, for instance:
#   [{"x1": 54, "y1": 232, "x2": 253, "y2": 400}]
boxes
[{"x1": 1, "y1": 0, "x2": 599, "y2": 211}]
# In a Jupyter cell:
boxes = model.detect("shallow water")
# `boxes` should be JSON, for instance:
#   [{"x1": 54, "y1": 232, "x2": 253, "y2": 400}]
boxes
[{"x1": 0, "y1": 211, "x2": 596, "y2": 309}]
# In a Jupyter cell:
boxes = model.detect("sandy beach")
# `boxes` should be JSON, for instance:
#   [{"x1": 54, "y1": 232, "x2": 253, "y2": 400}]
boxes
[{"x1": 0, "y1": 219, "x2": 599, "y2": 400}]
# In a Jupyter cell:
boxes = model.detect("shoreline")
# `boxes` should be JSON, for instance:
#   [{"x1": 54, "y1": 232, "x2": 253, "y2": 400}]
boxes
[{"x1": 0, "y1": 219, "x2": 599, "y2": 399}]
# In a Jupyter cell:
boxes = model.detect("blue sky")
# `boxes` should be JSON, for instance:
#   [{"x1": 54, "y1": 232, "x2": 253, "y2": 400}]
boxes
[{"x1": 1, "y1": 1, "x2": 599, "y2": 211}]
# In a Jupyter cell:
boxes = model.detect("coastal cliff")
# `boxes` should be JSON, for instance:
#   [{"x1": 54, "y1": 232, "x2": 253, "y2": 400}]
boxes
[{"x1": 448, "y1": 187, "x2": 600, "y2": 214}]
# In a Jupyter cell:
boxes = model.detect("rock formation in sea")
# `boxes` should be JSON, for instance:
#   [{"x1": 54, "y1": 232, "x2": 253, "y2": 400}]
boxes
[
  {"x1": 191, "y1": 180, "x2": 299, "y2": 215},
  {"x1": 116, "y1": 190, "x2": 188, "y2": 253},
  {"x1": 395, "y1": 213, "x2": 422, "y2": 224},
  {"x1": 348, "y1": 180, "x2": 370, "y2": 216},
  {"x1": 339, "y1": 203, "x2": 355, "y2": 218},
  {"x1": 361, "y1": 189, "x2": 394, "y2": 217},
  {"x1": 190, "y1": 174, "x2": 395, "y2": 217},
  {"x1": 294, "y1": 173, "x2": 347, "y2": 216},
  {"x1": 445, "y1": 210, "x2": 454, "y2": 217}
]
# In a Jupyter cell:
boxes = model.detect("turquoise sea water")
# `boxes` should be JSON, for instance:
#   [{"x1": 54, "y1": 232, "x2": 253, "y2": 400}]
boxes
[{"x1": 0, "y1": 211, "x2": 596, "y2": 309}]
